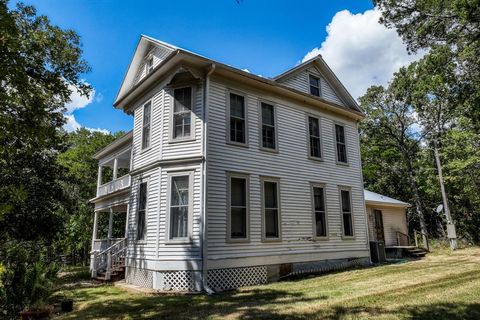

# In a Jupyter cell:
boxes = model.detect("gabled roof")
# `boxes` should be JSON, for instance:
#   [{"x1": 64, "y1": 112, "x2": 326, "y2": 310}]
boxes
[
  {"x1": 114, "y1": 35, "x2": 365, "y2": 120},
  {"x1": 92, "y1": 130, "x2": 133, "y2": 160},
  {"x1": 273, "y1": 55, "x2": 361, "y2": 112},
  {"x1": 364, "y1": 190, "x2": 410, "y2": 208}
]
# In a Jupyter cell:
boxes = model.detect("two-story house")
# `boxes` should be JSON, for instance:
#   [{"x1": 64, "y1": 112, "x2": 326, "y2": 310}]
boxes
[{"x1": 89, "y1": 35, "x2": 410, "y2": 292}]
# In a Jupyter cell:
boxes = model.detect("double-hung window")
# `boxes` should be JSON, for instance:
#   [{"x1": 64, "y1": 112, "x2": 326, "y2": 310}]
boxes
[
  {"x1": 340, "y1": 188, "x2": 354, "y2": 237},
  {"x1": 169, "y1": 173, "x2": 192, "y2": 240},
  {"x1": 228, "y1": 174, "x2": 249, "y2": 240},
  {"x1": 309, "y1": 74, "x2": 320, "y2": 96},
  {"x1": 260, "y1": 102, "x2": 277, "y2": 150},
  {"x1": 308, "y1": 116, "x2": 322, "y2": 159},
  {"x1": 312, "y1": 185, "x2": 327, "y2": 238},
  {"x1": 262, "y1": 178, "x2": 280, "y2": 240},
  {"x1": 136, "y1": 182, "x2": 148, "y2": 240},
  {"x1": 228, "y1": 92, "x2": 246, "y2": 145},
  {"x1": 335, "y1": 124, "x2": 348, "y2": 164},
  {"x1": 141, "y1": 101, "x2": 151, "y2": 149},
  {"x1": 172, "y1": 87, "x2": 192, "y2": 140}
]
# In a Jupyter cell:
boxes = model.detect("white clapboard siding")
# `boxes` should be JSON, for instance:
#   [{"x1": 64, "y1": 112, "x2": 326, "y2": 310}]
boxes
[
  {"x1": 134, "y1": 45, "x2": 173, "y2": 86},
  {"x1": 366, "y1": 205, "x2": 407, "y2": 246},
  {"x1": 206, "y1": 80, "x2": 368, "y2": 261},
  {"x1": 278, "y1": 66, "x2": 346, "y2": 107},
  {"x1": 127, "y1": 165, "x2": 202, "y2": 261}
]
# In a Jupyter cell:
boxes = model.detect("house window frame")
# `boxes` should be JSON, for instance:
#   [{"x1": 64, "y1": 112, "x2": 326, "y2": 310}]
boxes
[
  {"x1": 306, "y1": 114, "x2": 323, "y2": 161},
  {"x1": 258, "y1": 99, "x2": 279, "y2": 153},
  {"x1": 226, "y1": 172, "x2": 250, "y2": 243},
  {"x1": 311, "y1": 182, "x2": 328, "y2": 240},
  {"x1": 308, "y1": 73, "x2": 321, "y2": 97},
  {"x1": 135, "y1": 179, "x2": 149, "y2": 242},
  {"x1": 169, "y1": 85, "x2": 196, "y2": 143},
  {"x1": 334, "y1": 122, "x2": 349, "y2": 165},
  {"x1": 339, "y1": 186, "x2": 355, "y2": 239},
  {"x1": 226, "y1": 89, "x2": 248, "y2": 147},
  {"x1": 141, "y1": 100, "x2": 152, "y2": 150},
  {"x1": 261, "y1": 176, "x2": 281, "y2": 242},
  {"x1": 166, "y1": 170, "x2": 194, "y2": 244}
]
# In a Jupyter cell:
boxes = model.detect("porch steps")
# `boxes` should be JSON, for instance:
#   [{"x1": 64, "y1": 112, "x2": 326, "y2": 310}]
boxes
[
  {"x1": 406, "y1": 247, "x2": 428, "y2": 258},
  {"x1": 94, "y1": 255, "x2": 126, "y2": 282}
]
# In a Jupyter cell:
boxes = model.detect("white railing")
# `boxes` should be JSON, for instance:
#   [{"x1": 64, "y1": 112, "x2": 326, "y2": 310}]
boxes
[
  {"x1": 97, "y1": 175, "x2": 131, "y2": 197},
  {"x1": 91, "y1": 238, "x2": 127, "y2": 280}
]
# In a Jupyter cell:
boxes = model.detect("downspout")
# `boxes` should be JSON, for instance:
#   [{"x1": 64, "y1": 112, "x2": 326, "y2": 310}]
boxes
[{"x1": 201, "y1": 63, "x2": 216, "y2": 293}]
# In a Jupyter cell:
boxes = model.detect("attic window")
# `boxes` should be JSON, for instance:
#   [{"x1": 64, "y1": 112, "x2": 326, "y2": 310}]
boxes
[
  {"x1": 309, "y1": 74, "x2": 320, "y2": 97},
  {"x1": 146, "y1": 56, "x2": 154, "y2": 74}
]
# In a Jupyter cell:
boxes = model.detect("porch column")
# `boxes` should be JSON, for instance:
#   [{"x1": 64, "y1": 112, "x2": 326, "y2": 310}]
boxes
[
  {"x1": 107, "y1": 207, "x2": 114, "y2": 247},
  {"x1": 97, "y1": 165, "x2": 103, "y2": 194},
  {"x1": 124, "y1": 203, "x2": 130, "y2": 238},
  {"x1": 91, "y1": 210, "x2": 99, "y2": 250},
  {"x1": 113, "y1": 158, "x2": 118, "y2": 180}
]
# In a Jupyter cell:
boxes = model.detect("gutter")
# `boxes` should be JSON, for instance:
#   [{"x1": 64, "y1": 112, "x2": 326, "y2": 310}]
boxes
[{"x1": 201, "y1": 63, "x2": 216, "y2": 294}]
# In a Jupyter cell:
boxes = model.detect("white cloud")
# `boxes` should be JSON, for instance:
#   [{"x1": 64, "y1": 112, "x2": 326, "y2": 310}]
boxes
[
  {"x1": 63, "y1": 84, "x2": 109, "y2": 134},
  {"x1": 302, "y1": 8, "x2": 424, "y2": 100}
]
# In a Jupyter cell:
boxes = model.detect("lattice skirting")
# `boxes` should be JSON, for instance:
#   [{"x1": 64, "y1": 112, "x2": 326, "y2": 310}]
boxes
[
  {"x1": 207, "y1": 266, "x2": 268, "y2": 291},
  {"x1": 154, "y1": 270, "x2": 202, "y2": 292},
  {"x1": 125, "y1": 267, "x2": 153, "y2": 288},
  {"x1": 291, "y1": 257, "x2": 369, "y2": 276}
]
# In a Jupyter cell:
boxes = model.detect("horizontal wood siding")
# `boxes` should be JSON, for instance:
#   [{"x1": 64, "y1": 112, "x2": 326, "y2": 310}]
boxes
[
  {"x1": 207, "y1": 80, "x2": 368, "y2": 264},
  {"x1": 278, "y1": 66, "x2": 346, "y2": 107},
  {"x1": 367, "y1": 205, "x2": 407, "y2": 246}
]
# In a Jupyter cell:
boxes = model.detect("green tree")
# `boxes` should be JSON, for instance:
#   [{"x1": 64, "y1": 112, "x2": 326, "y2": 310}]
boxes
[
  {"x1": 375, "y1": 0, "x2": 480, "y2": 129},
  {"x1": 0, "y1": 0, "x2": 91, "y2": 242},
  {"x1": 56, "y1": 129, "x2": 122, "y2": 265}
]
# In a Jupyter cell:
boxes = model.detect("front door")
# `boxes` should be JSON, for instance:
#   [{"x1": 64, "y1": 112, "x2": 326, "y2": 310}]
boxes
[{"x1": 374, "y1": 209, "x2": 385, "y2": 242}]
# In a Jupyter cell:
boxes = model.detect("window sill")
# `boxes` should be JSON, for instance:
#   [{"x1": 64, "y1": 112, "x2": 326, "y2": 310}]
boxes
[
  {"x1": 261, "y1": 238, "x2": 282, "y2": 243},
  {"x1": 341, "y1": 236, "x2": 356, "y2": 240},
  {"x1": 226, "y1": 141, "x2": 249, "y2": 148},
  {"x1": 312, "y1": 236, "x2": 329, "y2": 241},
  {"x1": 308, "y1": 156, "x2": 324, "y2": 162},
  {"x1": 259, "y1": 147, "x2": 279, "y2": 154},
  {"x1": 168, "y1": 137, "x2": 196, "y2": 144},
  {"x1": 336, "y1": 161, "x2": 350, "y2": 167},
  {"x1": 226, "y1": 238, "x2": 250, "y2": 244},
  {"x1": 165, "y1": 238, "x2": 193, "y2": 245},
  {"x1": 140, "y1": 146, "x2": 152, "y2": 154}
]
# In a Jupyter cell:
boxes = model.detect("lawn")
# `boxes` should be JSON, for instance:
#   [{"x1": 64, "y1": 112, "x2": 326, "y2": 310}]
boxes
[{"x1": 54, "y1": 247, "x2": 480, "y2": 320}]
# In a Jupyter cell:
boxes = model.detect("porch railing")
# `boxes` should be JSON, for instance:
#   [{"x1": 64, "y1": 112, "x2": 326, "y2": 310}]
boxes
[
  {"x1": 91, "y1": 238, "x2": 127, "y2": 279},
  {"x1": 97, "y1": 175, "x2": 131, "y2": 197},
  {"x1": 414, "y1": 230, "x2": 430, "y2": 252},
  {"x1": 396, "y1": 231, "x2": 411, "y2": 246}
]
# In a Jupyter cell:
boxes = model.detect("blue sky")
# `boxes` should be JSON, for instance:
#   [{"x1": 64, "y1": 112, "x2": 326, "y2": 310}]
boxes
[{"x1": 14, "y1": 0, "x2": 419, "y2": 133}]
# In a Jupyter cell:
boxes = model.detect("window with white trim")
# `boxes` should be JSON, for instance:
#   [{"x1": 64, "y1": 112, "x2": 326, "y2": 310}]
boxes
[
  {"x1": 312, "y1": 185, "x2": 327, "y2": 237},
  {"x1": 173, "y1": 87, "x2": 192, "y2": 140},
  {"x1": 260, "y1": 102, "x2": 276, "y2": 150},
  {"x1": 136, "y1": 182, "x2": 147, "y2": 240},
  {"x1": 340, "y1": 189, "x2": 353, "y2": 237},
  {"x1": 228, "y1": 174, "x2": 248, "y2": 240},
  {"x1": 309, "y1": 74, "x2": 320, "y2": 96},
  {"x1": 262, "y1": 179, "x2": 280, "y2": 239},
  {"x1": 335, "y1": 124, "x2": 348, "y2": 163},
  {"x1": 228, "y1": 92, "x2": 246, "y2": 144},
  {"x1": 141, "y1": 101, "x2": 151, "y2": 149},
  {"x1": 308, "y1": 116, "x2": 321, "y2": 159},
  {"x1": 169, "y1": 174, "x2": 190, "y2": 239}
]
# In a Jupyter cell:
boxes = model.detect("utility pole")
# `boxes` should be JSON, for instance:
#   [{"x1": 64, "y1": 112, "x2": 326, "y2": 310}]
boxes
[{"x1": 433, "y1": 140, "x2": 457, "y2": 250}]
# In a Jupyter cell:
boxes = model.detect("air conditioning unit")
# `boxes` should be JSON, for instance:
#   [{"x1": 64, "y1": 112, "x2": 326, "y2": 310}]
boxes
[{"x1": 370, "y1": 241, "x2": 386, "y2": 263}]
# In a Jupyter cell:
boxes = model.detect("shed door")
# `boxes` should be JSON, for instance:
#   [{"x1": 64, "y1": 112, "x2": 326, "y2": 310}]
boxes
[{"x1": 373, "y1": 209, "x2": 385, "y2": 242}]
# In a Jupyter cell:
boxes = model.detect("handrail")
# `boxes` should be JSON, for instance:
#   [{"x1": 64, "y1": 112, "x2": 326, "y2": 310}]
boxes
[
  {"x1": 98, "y1": 238, "x2": 127, "y2": 256},
  {"x1": 396, "y1": 231, "x2": 410, "y2": 246},
  {"x1": 91, "y1": 238, "x2": 127, "y2": 279},
  {"x1": 414, "y1": 230, "x2": 430, "y2": 252}
]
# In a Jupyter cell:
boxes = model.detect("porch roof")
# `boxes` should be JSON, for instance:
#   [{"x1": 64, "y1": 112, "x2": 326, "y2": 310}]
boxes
[{"x1": 364, "y1": 189, "x2": 410, "y2": 208}]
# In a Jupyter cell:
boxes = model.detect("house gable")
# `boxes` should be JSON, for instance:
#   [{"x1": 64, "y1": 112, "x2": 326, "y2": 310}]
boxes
[
  {"x1": 115, "y1": 35, "x2": 176, "y2": 105},
  {"x1": 274, "y1": 56, "x2": 361, "y2": 113}
]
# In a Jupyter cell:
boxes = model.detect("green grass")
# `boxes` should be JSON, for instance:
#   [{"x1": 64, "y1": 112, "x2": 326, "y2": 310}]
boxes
[{"x1": 53, "y1": 247, "x2": 480, "y2": 319}]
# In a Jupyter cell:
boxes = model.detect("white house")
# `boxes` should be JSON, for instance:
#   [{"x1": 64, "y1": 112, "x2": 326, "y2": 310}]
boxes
[{"x1": 89, "y1": 35, "x2": 412, "y2": 292}]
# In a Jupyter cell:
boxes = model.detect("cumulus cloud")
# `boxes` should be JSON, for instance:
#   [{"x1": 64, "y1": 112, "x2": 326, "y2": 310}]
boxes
[
  {"x1": 302, "y1": 8, "x2": 424, "y2": 100},
  {"x1": 63, "y1": 84, "x2": 109, "y2": 134}
]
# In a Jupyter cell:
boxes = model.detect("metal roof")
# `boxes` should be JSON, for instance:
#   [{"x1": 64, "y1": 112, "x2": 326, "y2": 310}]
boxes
[{"x1": 364, "y1": 189, "x2": 410, "y2": 207}]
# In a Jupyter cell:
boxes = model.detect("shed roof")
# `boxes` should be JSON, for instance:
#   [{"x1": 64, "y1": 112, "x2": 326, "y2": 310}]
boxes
[{"x1": 364, "y1": 190, "x2": 410, "y2": 207}]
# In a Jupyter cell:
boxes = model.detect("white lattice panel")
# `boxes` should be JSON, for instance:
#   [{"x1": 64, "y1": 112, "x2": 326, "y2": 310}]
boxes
[
  {"x1": 158, "y1": 271, "x2": 199, "y2": 292},
  {"x1": 207, "y1": 266, "x2": 267, "y2": 291},
  {"x1": 126, "y1": 267, "x2": 153, "y2": 288}
]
